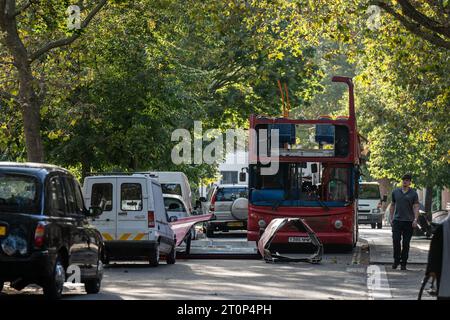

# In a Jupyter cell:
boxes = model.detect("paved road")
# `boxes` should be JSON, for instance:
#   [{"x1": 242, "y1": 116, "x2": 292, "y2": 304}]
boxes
[{"x1": 0, "y1": 226, "x2": 434, "y2": 300}]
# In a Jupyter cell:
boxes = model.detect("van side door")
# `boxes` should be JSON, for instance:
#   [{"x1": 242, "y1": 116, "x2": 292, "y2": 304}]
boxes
[
  {"x1": 116, "y1": 178, "x2": 148, "y2": 241},
  {"x1": 84, "y1": 178, "x2": 117, "y2": 241}
]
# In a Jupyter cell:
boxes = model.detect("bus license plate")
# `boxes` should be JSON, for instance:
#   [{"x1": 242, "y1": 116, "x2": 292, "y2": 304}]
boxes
[{"x1": 288, "y1": 237, "x2": 311, "y2": 243}]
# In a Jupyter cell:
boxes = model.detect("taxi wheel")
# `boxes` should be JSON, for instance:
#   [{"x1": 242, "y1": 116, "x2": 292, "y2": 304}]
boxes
[
  {"x1": 166, "y1": 245, "x2": 176, "y2": 265},
  {"x1": 149, "y1": 244, "x2": 160, "y2": 267},
  {"x1": 371, "y1": 223, "x2": 376, "y2": 229},
  {"x1": 43, "y1": 256, "x2": 65, "y2": 300},
  {"x1": 84, "y1": 278, "x2": 101, "y2": 294}
]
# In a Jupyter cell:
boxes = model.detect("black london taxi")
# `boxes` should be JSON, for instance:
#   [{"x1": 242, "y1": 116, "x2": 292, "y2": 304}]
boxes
[{"x1": 0, "y1": 162, "x2": 104, "y2": 299}]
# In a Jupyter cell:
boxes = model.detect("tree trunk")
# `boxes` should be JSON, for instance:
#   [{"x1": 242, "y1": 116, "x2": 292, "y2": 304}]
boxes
[
  {"x1": 424, "y1": 185, "x2": 433, "y2": 220},
  {"x1": 19, "y1": 67, "x2": 44, "y2": 163},
  {"x1": 81, "y1": 157, "x2": 91, "y2": 183},
  {"x1": 1, "y1": 1, "x2": 44, "y2": 163}
]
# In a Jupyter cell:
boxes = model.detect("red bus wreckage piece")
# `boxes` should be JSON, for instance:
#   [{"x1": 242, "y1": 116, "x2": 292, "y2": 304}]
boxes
[
  {"x1": 257, "y1": 218, "x2": 323, "y2": 264},
  {"x1": 170, "y1": 214, "x2": 214, "y2": 247}
]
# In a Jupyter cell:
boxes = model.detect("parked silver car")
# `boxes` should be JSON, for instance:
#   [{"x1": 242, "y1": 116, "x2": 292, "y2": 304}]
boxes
[{"x1": 200, "y1": 184, "x2": 248, "y2": 237}]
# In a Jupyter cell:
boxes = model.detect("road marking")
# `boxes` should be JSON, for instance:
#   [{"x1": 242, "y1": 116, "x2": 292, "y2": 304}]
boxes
[{"x1": 367, "y1": 265, "x2": 392, "y2": 300}]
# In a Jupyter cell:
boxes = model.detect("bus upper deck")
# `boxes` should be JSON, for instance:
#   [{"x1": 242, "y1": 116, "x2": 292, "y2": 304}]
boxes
[{"x1": 247, "y1": 76, "x2": 362, "y2": 248}]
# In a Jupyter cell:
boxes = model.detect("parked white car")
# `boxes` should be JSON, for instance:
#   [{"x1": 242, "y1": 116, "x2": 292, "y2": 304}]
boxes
[
  {"x1": 164, "y1": 194, "x2": 197, "y2": 246},
  {"x1": 83, "y1": 173, "x2": 176, "y2": 266},
  {"x1": 164, "y1": 194, "x2": 192, "y2": 221}
]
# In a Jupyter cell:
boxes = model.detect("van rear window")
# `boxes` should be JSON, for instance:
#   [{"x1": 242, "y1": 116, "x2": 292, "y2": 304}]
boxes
[
  {"x1": 91, "y1": 183, "x2": 113, "y2": 211},
  {"x1": 121, "y1": 183, "x2": 143, "y2": 211}
]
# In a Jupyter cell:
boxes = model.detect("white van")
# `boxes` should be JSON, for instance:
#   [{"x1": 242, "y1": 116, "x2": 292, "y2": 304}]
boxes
[
  {"x1": 358, "y1": 182, "x2": 387, "y2": 229},
  {"x1": 149, "y1": 171, "x2": 193, "y2": 212},
  {"x1": 83, "y1": 174, "x2": 176, "y2": 266}
]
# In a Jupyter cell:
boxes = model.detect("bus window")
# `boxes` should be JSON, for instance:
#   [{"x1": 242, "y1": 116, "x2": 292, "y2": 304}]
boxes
[
  {"x1": 255, "y1": 123, "x2": 350, "y2": 158},
  {"x1": 249, "y1": 162, "x2": 352, "y2": 206},
  {"x1": 325, "y1": 167, "x2": 350, "y2": 202}
]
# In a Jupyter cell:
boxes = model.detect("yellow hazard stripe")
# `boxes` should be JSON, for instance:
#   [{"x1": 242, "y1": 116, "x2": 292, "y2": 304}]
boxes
[
  {"x1": 133, "y1": 233, "x2": 146, "y2": 241},
  {"x1": 102, "y1": 233, "x2": 113, "y2": 241},
  {"x1": 119, "y1": 233, "x2": 132, "y2": 240},
  {"x1": 102, "y1": 233, "x2": 146, "y2": 241}
]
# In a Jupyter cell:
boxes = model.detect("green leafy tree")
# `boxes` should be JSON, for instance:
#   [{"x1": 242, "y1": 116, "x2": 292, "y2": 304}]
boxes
[{"x1": 0, "y1": 0, "x2": 107, "y2": 162}]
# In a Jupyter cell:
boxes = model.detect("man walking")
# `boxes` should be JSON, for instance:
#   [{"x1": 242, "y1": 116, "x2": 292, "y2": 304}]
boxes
[{"x1": 389, "y1": 174, "x2": 419, "y2": 270}]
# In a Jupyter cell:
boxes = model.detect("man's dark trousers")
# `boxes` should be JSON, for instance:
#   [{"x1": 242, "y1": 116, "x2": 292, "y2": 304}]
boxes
[{"x1": 392, "y1": 220, "x2": 414, "y2": 265}]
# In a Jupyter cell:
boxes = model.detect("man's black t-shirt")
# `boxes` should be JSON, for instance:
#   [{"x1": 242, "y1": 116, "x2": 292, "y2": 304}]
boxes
[{"x1": 392, "y1": 187, "x2": 419, "y2": 221}]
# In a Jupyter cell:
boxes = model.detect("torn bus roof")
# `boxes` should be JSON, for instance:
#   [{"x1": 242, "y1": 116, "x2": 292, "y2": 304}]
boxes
[
  {"x1": 258, "y1": 218, "x2": 323, "y2": 264},
  {"x1": 170, "y1": 214, "x2": 213, "y2": 247}
]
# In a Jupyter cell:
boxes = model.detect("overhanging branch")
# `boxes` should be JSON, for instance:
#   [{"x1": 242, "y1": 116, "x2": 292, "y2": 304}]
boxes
[
  {"x1": 29, "y1": 0, "x2": 107, "y2": 62},
  {"x1": 374, "y1": 1, "x2": 450, "y2": 49},
  {"x1": 397, "y1": 0, "x2": 450, "y2": 38},
  {"x1": 13, "y1": 0, "x2": 33, "y2": 17}
]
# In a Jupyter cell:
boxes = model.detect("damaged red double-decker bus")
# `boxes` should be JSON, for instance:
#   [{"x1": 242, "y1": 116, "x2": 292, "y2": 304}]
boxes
[{"x1": 247, "y1": 76, "x2": 362, "y2": 251}]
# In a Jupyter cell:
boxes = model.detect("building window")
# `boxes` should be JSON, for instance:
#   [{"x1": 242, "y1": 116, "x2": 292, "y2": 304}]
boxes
[{"x1": 220, "y1": 171, "x2": 238, "y2": 184}]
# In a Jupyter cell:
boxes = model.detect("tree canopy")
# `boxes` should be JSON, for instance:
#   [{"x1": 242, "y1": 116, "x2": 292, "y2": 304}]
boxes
[{"x1": 1, "y1": 0, "x2": 449, "y2": 197}]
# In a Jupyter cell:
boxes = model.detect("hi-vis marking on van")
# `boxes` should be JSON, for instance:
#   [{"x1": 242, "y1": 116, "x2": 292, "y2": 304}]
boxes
[
  {"x1": 102, "y1": 233, "x2": 114, "y2": 241},
  {"x1": 133, "y1": 233, "x2": 146, "y2": 241},
  {"x1": 119, "y1": 233, "x2": 132, "y2": 240},
  {"x1": 102, "y1": 233, "x2": 147, "y2": 241}
]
